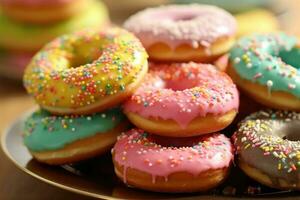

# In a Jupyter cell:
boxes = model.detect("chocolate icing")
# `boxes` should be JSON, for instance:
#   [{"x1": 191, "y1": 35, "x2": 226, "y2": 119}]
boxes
[{"x1": 233, "y1": 110, "x2": 300, "y2": 187}]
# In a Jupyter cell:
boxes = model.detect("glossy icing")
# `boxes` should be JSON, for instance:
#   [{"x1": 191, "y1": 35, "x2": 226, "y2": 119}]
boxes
[
  {"x1": 23, "y1": 108, "x2": 125, "y2": 151},
  {"x1": 171, "y1": 0, "x2": 272, "y2": 13},
  {"x1": 124, "y1": 62, "x2": 239, "y2": 127},
  {"x1": 0, "y1": 1, "x2": 108, "y2": 51},
  {"x1": 229, "y1": 33, "x2": 300, "y2": 97},
  {"x1": 23, "y1": 27, "x2": 148, "y2": 110},
  {"x1": 124, "y1": 4, "x2": 236, "y2": 49},
  {"x1": 113, "y1": 129, "x2": 233, "y2": 183},
  {"x1": 233, "y1": 110, "x2": 300, "y2": 185}
]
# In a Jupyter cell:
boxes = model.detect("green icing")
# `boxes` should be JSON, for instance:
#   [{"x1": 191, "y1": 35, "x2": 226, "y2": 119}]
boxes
[
  {"x1": 23, "y1": 108, "x2": 125, "y2": 152},
  {"x1": 229, "y1": 33, "x2": 300, "y2": 98},
  {"x1": 279, "y1": 47, "x2": 300, "y2": 69},
  {"x1": 0, "y1": 1, "x2": 108, "y2": 50}
]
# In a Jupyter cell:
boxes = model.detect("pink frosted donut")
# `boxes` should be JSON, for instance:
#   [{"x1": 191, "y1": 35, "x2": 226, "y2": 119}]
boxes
[
  {"x1": 112, "y1": 129, "x2": 233, "y2": 192},
  {"x1": 0, "y1": 51, "x2": 33, "y2": 79},
  {"x1": 124, "y1": 4, "x2": 237, "y2": 62},
  {"x1": 123, "y1": 62, "x2": 239, "y2": 137}
]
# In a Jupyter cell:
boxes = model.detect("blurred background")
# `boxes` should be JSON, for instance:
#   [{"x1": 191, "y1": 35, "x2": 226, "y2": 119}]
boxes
[{"x1": 0, "y1": 0, "x2": 299, "y2": 131}]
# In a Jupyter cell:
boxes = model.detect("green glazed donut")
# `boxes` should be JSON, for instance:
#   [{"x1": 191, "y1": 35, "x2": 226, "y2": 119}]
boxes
[
  {"x1": 23, "y1": 108, "x2": 126, "y2": 152},
  {"x1": 229, "y1": 33, "x2": 300, "y2": 110}
]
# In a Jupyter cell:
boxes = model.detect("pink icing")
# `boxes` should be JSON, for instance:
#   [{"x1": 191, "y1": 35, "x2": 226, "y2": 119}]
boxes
[
  {"x1": 0, "y1": 52, "x2": 33, "y2": 76},
  {"x1": 124, "y1": 4, "x2": 237, "y2": 49},
  {"x1": 6, "y1": 52, "x2": 33, "y2": 70},
  {"x1": 113, "y1": 129, "x2": 233, "y2": 183},
  {"x1": 0, "y1": 0, "x2": 72, "y2": 6},
  {"x1": 123, "y1": 62, "x2": 239, "y2": 128}
]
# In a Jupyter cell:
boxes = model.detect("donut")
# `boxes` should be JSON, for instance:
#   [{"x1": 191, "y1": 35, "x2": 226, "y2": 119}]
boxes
[
  {"x1": 124, "y1": 4, "x2": 237, "y2": 62},
  {"x1": 23, "y1": 107, "x2": 128, "y2": 165},
  {"x1": 0, "y1": 0, "x2": 92, "y2": 24},
  {"x1": 0, "y1": 0, "x2": 109, "y2": 52},
  {"x1": 228, "y1": 33, "x2": 300, "y2": 110},
  {"x1": 235, "y1": 9, "x2": 279, "y2": 37},
  {"x1": 0, "y1": 50, "x2": 33, "y2": 80},
  {"x1": 23, "y1": 27, "x2": 148, "y2": 115},
  {"x1": 112, "y1": 129, "x2": 233, "y2": 193},
  {"x1": 232, "y1": 110, "x2": 300, "y2": 190},
  {"x1": 123, "y1": 62, "x2": 239, "y2": 137}
]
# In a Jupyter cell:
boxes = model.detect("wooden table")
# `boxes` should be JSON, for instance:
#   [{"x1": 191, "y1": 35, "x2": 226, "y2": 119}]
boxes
[{"x1": 1, "y1": 0, "x2": 300, "y2": 199}]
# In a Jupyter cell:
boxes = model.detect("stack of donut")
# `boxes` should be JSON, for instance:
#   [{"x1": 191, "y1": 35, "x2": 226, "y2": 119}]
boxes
[
  {"x1": 23, "y1": 27, "x2": 148, "y2": 165},
  {"x1": 0, "y1": 0, "x2": 109, "y2": 79},
  {"x1": 22, "y1": 3, "x2": 300, "y2": 194},
  {"x1": 111, "y1": 4, "x2": 240, "y2": 193}
]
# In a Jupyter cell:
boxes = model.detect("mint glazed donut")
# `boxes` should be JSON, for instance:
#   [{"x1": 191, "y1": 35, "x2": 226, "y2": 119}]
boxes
[
  {"x1": 23, "y1": 108, "x2": 128, "y2": 165},
  {"x1": 233, "y1": 110, "x2": 300, "y2": 190},
  {"x1": 228, "y1": 33, "x2": 300, "y2": 110}
]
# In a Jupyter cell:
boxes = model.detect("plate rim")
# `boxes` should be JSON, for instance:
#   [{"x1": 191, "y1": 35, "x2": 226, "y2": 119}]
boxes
[
  {"x1": 2, "y1": 109, "x2": 299, "y2": 200},
  {"x1": 0, "y1": 108, "x2": 120, "y2": 200}
]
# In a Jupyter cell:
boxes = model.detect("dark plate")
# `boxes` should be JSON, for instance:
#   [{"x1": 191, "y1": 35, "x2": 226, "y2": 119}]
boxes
[{"x1": 1, "y1": 110, "x2": 300, "y2": 200}]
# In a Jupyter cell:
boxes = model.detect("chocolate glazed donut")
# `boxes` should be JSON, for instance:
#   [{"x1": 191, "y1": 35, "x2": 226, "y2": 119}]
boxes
[{"x1": 232, "y1": 110, "x2": 300, "y2": 190}]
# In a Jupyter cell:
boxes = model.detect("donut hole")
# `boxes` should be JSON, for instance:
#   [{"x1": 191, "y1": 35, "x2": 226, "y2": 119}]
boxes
[
  {"x1": 278, "y1": 121, "x2": 300, "y2": 141},
  {"x1": 171, "y1": 14, "x2": 197, "y2": 21},
  {"x1": 165, "y1": 79, "x2": 199, "y2": 91},
  {"x1": 154, "y1": 11, "x2": 198, "y2": 22},
  {"x1": 279, "y1": 47, "x2": 300, "y2": 69},
  {"x1": 149, "y1": 134, "x2": 202, "y2": 147},
  {"x1": 69, "y1": 44, "x2": 103, "y2": 68}
]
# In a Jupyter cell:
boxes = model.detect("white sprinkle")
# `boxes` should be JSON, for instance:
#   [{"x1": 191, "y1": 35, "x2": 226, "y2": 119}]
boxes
[
  {"x1": 101, "y1": 114, "x2": 106, "y2": 118},
  {"x1": 273, "y1": 151, "x2": 279, "y2": 157},
  {"x1": 234, "y1": 57, "x2": 241, "y2": 64},
  {"x1": 241, "y1": 137, "x2": 247, "y2": 142},
  {"x1": 267, "y1": 80, "x2": 273, "y2": 88},
  {"x1": 246, "y1": 63, "x2": 253, "y2": 68}
]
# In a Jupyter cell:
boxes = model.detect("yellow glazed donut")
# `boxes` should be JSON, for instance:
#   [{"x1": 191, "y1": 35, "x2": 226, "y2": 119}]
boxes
[
  {"x1": 235, "y1": 9, "x2": 279, "y2": 37},
  {"x1": 23, "y1": 27, "x2": 148, "y2": 115}
]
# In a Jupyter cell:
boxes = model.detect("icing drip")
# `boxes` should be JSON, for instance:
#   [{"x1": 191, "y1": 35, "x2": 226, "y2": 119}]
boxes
[
  {"x1": 124, "y1": 62, "x2": 239, "y2": 127},
  {"x1": 113, "y1": 129, "x2": 233, "y2": 183}
]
